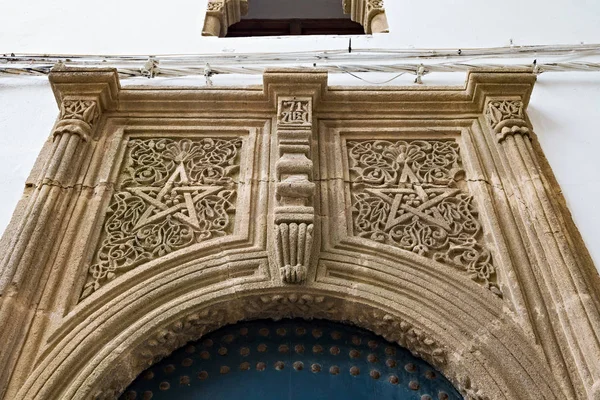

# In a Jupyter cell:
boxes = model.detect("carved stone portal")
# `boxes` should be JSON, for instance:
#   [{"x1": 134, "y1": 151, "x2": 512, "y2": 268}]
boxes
[{"x1": 0, "y1": 68, "x2": 599, "y2": 400}]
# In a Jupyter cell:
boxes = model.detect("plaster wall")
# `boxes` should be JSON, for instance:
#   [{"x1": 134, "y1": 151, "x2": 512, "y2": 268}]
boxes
[{"x1": 0, "y1": 0, "x2": 599, "y2": 269}]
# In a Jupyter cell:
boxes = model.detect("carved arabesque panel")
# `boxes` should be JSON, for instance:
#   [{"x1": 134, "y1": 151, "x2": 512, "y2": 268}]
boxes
[
  {"x1": 81, "y1": 137, "x2": 242, "y2": 299},
  {"x1": 346, "y1": 139, "x2": 500, "y2": 295}
]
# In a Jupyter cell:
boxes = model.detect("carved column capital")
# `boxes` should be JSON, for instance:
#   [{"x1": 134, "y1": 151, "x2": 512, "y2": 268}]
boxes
[
  {"x1": 485, "y1": 99, "x2": 531, "y2": 142},
  {"x1": 202, "y1": 0, "x2": 248, "y2": 37},
  {"x1": 53, "y1": 99, "x2": 100, "y2": 141},
  {"x1": 273, "y1": 97, "x2": 316, "y2": 284}
]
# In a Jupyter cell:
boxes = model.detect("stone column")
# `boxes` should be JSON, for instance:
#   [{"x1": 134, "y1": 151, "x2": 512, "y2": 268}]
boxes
[
  {"x1": 0, "y1": 69, "x2": 118, "y2": 397},
  {"x1": 485, "y1": 99, "x2": 600, "y2": 399},
  {"x1": 273, "y1": 97, "x2": 316, "y2": 284}
]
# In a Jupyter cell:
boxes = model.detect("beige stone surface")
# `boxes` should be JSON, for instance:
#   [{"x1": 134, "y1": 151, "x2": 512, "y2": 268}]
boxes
[{"x1": 0, "y1": 67, "x2": 599, "y2": 399}]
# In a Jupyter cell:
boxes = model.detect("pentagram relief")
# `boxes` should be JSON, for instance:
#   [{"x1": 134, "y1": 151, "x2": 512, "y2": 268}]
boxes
[
  {"x1": 81, "y1": 137, "x2": 242, "y2": 300},
  {"x1": 347, "y1": 139, "x2": 500, "y2": 295}
]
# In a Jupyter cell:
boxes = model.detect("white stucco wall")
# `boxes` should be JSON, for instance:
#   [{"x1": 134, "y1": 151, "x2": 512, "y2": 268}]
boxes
[{"x1": 1, "y1": 0, "x2": 599, "y2": 269}]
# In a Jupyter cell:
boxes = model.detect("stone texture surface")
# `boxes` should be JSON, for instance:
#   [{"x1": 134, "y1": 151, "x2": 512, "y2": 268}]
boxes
[{"x1": 0, "y1": 67, "x2": 599, "y2": 399}]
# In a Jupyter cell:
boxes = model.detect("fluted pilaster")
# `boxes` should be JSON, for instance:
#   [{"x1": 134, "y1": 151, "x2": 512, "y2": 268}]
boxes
[
  {"x1": 485, "y1": 98, "x2": 600, "y2": 399},
  {"x1": 0, "y1": 68, "x2": 118, "y2": 398}
]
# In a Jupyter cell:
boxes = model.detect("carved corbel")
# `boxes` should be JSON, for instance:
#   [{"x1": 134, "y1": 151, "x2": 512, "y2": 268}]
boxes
[
  {"x1": 274, "y1": 97, "x2": 315, "y2": 283},
  {"x1": 344, "y1": 0, "x2": 389, "y2": 34},
  {"x1": 202, "y1": 0, "x2": 249, "y2": 37}
]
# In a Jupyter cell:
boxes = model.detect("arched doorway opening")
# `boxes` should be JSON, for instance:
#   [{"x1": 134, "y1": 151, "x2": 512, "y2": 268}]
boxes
[{"x1": 120, "y1": 319, "x2": 461, "y2": 399}]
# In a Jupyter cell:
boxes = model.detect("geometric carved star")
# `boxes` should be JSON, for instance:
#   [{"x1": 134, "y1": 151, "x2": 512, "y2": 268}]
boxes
[
  {"x1": 365, "y1": 186, "x2": 459, "y2": 231},
  {"x1": 363, "y1": 162, "x2": 459, "y2": 231},
  {"x1": 128, "y1": 163, "x2": 222, "y2": 231}
]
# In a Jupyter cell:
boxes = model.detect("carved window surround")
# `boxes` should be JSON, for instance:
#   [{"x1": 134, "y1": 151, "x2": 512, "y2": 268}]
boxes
[
  {"x1": 202, "y1": 0, "x2": 389, "y2": 37},
  {"x1": 0, "y1": 67, "x2": 599, "y2": 400}
]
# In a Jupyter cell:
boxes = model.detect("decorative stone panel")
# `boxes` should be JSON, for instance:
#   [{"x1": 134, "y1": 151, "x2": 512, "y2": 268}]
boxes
[
  {"x1": 346, "y1": 138, "x2": 500, "y2": 295},
  {"x1": 81, "y1": 137, "x2": 243, "y2": 298},
  {"x1": 0, "y1": 68, "x2": 599, "y2": 400}
]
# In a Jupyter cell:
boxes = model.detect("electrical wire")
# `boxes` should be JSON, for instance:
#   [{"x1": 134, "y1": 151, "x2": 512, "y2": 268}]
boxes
[{"x1": 2, "y1": 44, "x2": 600, "y2": 82}]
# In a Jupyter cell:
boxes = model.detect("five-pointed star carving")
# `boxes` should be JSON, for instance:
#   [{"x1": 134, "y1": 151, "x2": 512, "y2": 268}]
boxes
[
  {"x1": 363, "y1": 162, "x2": 458, "y2": 231},
  {"x1": 128, "y1": 163, "x2": 223, "y2": 231}
]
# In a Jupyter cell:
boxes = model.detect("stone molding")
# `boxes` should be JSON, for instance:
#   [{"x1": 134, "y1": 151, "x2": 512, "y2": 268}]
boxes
[
  {"x1": 0, "y1": 68, "x2": 599, "y2": 399},
  {"x1": 202, "y1": 0, "x2": 389, "y2": 37}
]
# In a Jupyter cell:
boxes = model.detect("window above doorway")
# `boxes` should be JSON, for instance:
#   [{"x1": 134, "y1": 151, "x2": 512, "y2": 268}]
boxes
[{"x1": 202, "y1": 0, "x2": 389, "y2": 37}]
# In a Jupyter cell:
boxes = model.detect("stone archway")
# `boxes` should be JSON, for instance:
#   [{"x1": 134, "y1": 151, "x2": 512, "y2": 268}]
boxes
[
  {"x1": 1, "y1": 68, "x2": 599, "y2": 400},
  {"x1": 15, "y1": 261, "x2": 558, "y2": 399}
]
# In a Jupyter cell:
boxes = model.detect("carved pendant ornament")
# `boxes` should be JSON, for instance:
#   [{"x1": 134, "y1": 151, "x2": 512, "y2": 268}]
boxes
[
  {"x1": 274, "y1": 98, "x2": 315, "y2": 284},
  {"x1": 81, "y1": 138, "x2": 242, "y2": 299},
  {"x1": 347, "y1": 139, "x2": 501, "y2": 295}
]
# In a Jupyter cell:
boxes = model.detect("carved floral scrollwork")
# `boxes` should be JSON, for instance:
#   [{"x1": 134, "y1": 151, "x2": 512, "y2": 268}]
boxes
[
  {"x1": 80, "y1": 138, "x2": 242, "y2": 300},
  {"x1": 60, "y1": 100, "x2": 99, "y2": 125},
  {"x1": 347, "y1": 139, "x2": 501, "y2": 295},
  {"x1": 485, "y1": 100, "x2": 530, "y2": 142},
  {"x1": 53, "y1": 99, "x2": 100, "y2": 140}
]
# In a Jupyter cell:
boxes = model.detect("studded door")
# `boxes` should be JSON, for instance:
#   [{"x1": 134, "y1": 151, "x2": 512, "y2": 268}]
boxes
[{"x1": 121, "y1": 319, "x2": 461, "y2": 400}]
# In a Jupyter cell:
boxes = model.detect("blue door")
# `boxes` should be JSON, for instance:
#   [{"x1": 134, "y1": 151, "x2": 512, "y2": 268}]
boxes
[{"x1": 121, "y1": 319, "x2": 462, "y2": 399}]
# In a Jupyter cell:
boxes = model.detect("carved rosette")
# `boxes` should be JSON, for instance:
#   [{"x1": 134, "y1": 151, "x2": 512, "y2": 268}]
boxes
[
  {"x1": 274, "y1": 98, "x2": 315, "y2": 284},
  {"x1": 202, "y1": 0, "x2": 249, "y2": 37},
  {"x1": 485, "y1": 100, "x2": 530, "y2": 142},
  {"x1": 347, "y1": 139, "x2": 501, "y2": 295},
  {"x1": 80, "y1": 137, "x2": 242, "y2": 299},
  {"x1": 53, "y1": 99, "x2": 99, "y2": 141}
]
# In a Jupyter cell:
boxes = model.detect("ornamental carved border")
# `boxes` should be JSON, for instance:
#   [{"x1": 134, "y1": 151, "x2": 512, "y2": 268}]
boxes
[
  {"x1": 202, "y1": 0, "x2": 389, "y2": 37},
  {"x1": 0, "y1": 68, "x2": 599, "y2": 400}
]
